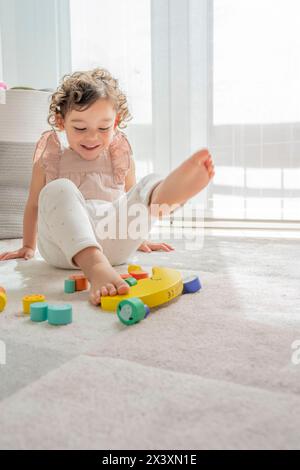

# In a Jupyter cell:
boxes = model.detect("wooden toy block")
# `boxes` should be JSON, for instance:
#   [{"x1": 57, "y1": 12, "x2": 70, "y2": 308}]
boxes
[
  {"x1": 22, "y1": 294, "x2": 46, "y2": 314},
  {"x1": 182, "y1": 275, "x2": 202, "y2": 294},
  {"x1": 128, "y1": 264, "x2": 149, "y2": 279},
  {"x1": 127, "y1": 264, "x2": 142, "y2": 272},
  {"x1": 144, "y1": 304, "x2": 151, "y2": 318},
  {"x1": 101, "y1": 266, "x2": 183, "y2": 311},
  {"x1": 117, "y1": 298, "x2": 147, "y2": 325},
  {"x1": 64, "y1": 279, "x2": 76, "y2": 293},
  {"x1": 47, "y1": 304, "x2": 72, "y2": 325},
  {"x1": 0, "y1": 286, "x2": 6, "y2": 294},
  {"x1": 68, "y1": 274, "x2": 89, "y2": 291},
  {"x1": 75, "y1": 278, "x2": 89, "y2": 291},
  {"x1": 120, "y1": 273, "x2": 131, "y2": 279},
  {"x1": 30, "y1": 302, "x2": 48, "y2": 322},
  {"x1": 0, "y1": 292, "x2": 7, "y2": 312},
  {"x1": 129, "y1": 270, "x2": 149, "y2": 280},
  {"x1": 125, "y1": 277, "x2": 138, "y2": 287}
]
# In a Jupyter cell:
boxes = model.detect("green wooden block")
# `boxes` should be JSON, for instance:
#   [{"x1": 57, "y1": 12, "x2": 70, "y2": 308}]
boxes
[
  {"x1": 117, "y1": 298, "x2": 146, "y2": 325},
  {"x1": 64, "y1": 279, "x2": 75, "y2": 293},
  {"x1": 124, "y1": 277, "x2": 137, "y2": 287}
]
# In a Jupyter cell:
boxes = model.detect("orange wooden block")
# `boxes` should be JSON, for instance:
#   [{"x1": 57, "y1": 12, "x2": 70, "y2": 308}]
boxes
[
  {"x1": 120, "y1": 273, "x2": 131, "y2": 279},
  {"x1": 128, "y1": 270, "x2": 149, "y2": 280},
  {"x1": 68, "y1": 274, "x2": 89, "y2": 291},
  {"x1": 76, "y1": 278, "x2": 89, "y2": 291},
  {"x1": 0, "y1": 286, "x2": 6, "y2": 294}
]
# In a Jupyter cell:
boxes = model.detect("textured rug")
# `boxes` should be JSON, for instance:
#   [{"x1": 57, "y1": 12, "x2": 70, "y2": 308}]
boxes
[{"x1": 0, "y1": 234, "x2": 300, "y2": 449}]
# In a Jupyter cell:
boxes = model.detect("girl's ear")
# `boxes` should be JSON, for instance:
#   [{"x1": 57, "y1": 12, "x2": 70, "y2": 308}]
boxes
[
  {"x1": 55, "y1": 113, "x2": 65, "y2": 130},
  {"x1": 114, "y1": 114, "x2": 120, "y2": 129}
]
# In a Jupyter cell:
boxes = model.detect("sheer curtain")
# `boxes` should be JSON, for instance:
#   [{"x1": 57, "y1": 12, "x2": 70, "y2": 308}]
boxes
[
  {"x1": 69, "y1": 0, "x2": 300, "y2": 223},
  {"x1": 0, "y1": 25, "x2": 4, "y2": 104},
  {"x1": 207, "y1": 0, "x2": 300, "y2": 222},
  {"x1": 70, "y1": 0, "x2": 153, "y2": 179},
  {"x1": 69, "y1": 0, "x2": 208, "y2": 224}
]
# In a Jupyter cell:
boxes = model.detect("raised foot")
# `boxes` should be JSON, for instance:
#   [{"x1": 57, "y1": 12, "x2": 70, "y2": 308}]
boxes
[{"x1": 150, "y1": 148, "x2": 215, "y2": 210}]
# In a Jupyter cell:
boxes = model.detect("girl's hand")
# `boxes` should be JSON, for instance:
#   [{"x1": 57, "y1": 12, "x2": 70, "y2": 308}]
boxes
[
  {"x1": 0, "y1": 246, "x2": 35, "y2": 261},
  {"x1": 137, "y1": 241, "x2": 175, "y2": 253}
]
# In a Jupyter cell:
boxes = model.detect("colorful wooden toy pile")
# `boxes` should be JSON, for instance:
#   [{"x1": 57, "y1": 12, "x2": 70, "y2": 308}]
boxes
[
  {"x1": 21, "y1": 294, "x2": 72, "y2": 325},
  {"x1": 100, "y1": 264, "x2": 202, "y2": 326},
  {"x1": 1, "y1": 266, "x2": 201, "y2": 328}
]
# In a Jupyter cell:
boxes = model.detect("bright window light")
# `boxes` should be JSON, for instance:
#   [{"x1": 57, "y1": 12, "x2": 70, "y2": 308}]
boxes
[
  {"x1": 246, "y1": 168, "x2": 282, "y2": 189},
  {"x1": 213, "y1": 0, "x2": 300, "y2": 124},
  {"x1": 70, "y1": 0, "x2": 152, "y2": 125}
]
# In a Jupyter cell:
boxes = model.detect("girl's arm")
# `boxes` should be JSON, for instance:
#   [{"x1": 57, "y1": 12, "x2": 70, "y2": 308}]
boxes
[
  {"x1": 124, "y1": 156, "x2": 136, "y2": 192},
  {"x1": 22, "y1": 159, "x2": 46, "y2": 250},
  {"x1": 0, "y1": 159, "x2": 46, "y2": 261}
]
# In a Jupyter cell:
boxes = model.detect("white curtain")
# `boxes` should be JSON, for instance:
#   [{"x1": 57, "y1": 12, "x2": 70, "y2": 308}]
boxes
[
  {"x1": 208, "y1": 0, "x2": 300, "y2": 221},
  {"x1": 0, "y1": 25, "x2": 3, "y2": 81},
  {"x1": 1, "y1": 0, "x2": 299, "y2": 221},
  {"x1": 69, "y1": 0, "x2": 208, "y2": 222},
  {"x1": 0, "y1": 25, "x2": 5, "y2": 104},
  {"x1": 70, "y1": 0, "x2": 300, "y2": 222},
  {"x1": 1, "y1": 0, "x2": 293, "y2": 222},
  {"x1": 70, "y1": 0, "x2": 154, "y2": 180}
]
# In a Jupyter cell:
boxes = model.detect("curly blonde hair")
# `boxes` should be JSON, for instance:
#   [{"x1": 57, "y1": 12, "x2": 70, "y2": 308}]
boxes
[{"x1": 47, "y1": 67, "x2": 132, "y2": 130}]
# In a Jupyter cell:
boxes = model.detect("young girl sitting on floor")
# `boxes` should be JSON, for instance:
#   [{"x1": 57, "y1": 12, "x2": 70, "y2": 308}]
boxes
[{"x1": 0, "y1": 67, "x2": 215, "y2": 305}]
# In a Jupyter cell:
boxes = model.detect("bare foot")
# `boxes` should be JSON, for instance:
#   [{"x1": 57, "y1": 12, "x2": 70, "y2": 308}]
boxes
[
  {"x1": 89, "y1": 261, "x2": 130, "y2": 306},
  {"x1": 72, "y1": 247, "x2": 129, "y2": 306},
  {"x1": 149, "y1": 149, "x2": 215, "y2": 213}
]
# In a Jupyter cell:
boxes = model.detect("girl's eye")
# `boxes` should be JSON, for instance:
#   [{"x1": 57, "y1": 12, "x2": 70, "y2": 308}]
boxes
[{"x1": 74, "y1": 127, "x2": 111, "y2": 132}]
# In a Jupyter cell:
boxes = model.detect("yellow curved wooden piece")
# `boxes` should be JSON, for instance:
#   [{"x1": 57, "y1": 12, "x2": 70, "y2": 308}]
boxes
[
  {"x1": 0, "y1": 292, "x2": 7, "y2": 312},
  {"x1": 100, "y1": 266, "x2": 183, "y2": 311}
]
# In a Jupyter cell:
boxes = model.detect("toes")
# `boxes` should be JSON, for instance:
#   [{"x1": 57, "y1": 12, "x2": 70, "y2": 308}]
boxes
[
  {"x1": 205, "y1": 156, "x2": 213, "y2": 170},
  {"x1": 191, "y1": 150, "x2": 205, "y2": 166},
  {"x1": 206, "y1": 160, "x2": 215, "y2": 177},
  {"x1": 197, "y1": 149, "x2": 210, "y2": 164},
  {"x1": 90, "y1": 289, "x2": 101, "y2": 306},
  {"x1": 116, "y1": 282, "x2": 130, "y2": 295},
  {"x1": 100, "y1": 286, "x2": 108, "y2": 297},
  {"x1": 106, "y1": 283, "x2": 117, "y2": 296}
]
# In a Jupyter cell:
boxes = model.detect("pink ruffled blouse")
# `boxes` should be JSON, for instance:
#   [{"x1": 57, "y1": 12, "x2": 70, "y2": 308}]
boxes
[{"x1": 33, "y1": 128, "x2": 132, "y2": 201}]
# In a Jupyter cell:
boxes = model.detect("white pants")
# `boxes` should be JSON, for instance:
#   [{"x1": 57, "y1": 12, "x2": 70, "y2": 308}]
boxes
[{"x1": 37, "y1": 174, "x2": 162, "y2": 269}]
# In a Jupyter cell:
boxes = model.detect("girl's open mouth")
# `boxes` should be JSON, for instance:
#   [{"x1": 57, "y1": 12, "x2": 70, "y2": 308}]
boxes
[{"x1": 81, "y1": 144, "x2": 100, "y2": 151}]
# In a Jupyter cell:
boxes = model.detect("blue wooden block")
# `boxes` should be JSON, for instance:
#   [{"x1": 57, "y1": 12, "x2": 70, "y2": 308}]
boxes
[{"x1": 182, "y1": 275, "x2": 202, "y2": 294}]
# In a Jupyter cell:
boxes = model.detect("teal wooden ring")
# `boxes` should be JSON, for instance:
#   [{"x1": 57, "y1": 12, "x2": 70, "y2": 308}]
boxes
[
  {"x1": 30, "y1": 302, "x2": 48, "y2": 322},
  {"x1": 117, "y1": 298, "x2": 146, "y2": 326},
  {"x1": 48, "y1": 304, "x2": 73, "y2": 325}
]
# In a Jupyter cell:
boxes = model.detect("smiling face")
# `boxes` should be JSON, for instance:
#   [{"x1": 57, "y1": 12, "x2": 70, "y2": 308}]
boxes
[{"x1": 56, "y1": 98, "x2": 117, "y2": 160}]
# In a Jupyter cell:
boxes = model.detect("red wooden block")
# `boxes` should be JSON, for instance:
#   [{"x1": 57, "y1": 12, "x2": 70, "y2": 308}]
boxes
[{"x1": 128, "y1": 270, "x2": 149, "y2": 280}]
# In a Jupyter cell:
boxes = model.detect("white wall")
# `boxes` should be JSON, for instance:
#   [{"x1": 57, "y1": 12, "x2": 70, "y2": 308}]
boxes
[
  {"x1": 0, "y1": 24, "x2": 5, "y2": 103},
  {"x1": 0, "y1": 25, "x2": 3, "y2": 81},
  {"x1": 0, "y1": 0, "x2": 71, "y2": 89}
]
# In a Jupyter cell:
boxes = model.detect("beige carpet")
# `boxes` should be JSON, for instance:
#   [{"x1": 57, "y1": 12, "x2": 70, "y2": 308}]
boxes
[{"x1": 0, "y1": 234, "x2": 300, "y2": 449}]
